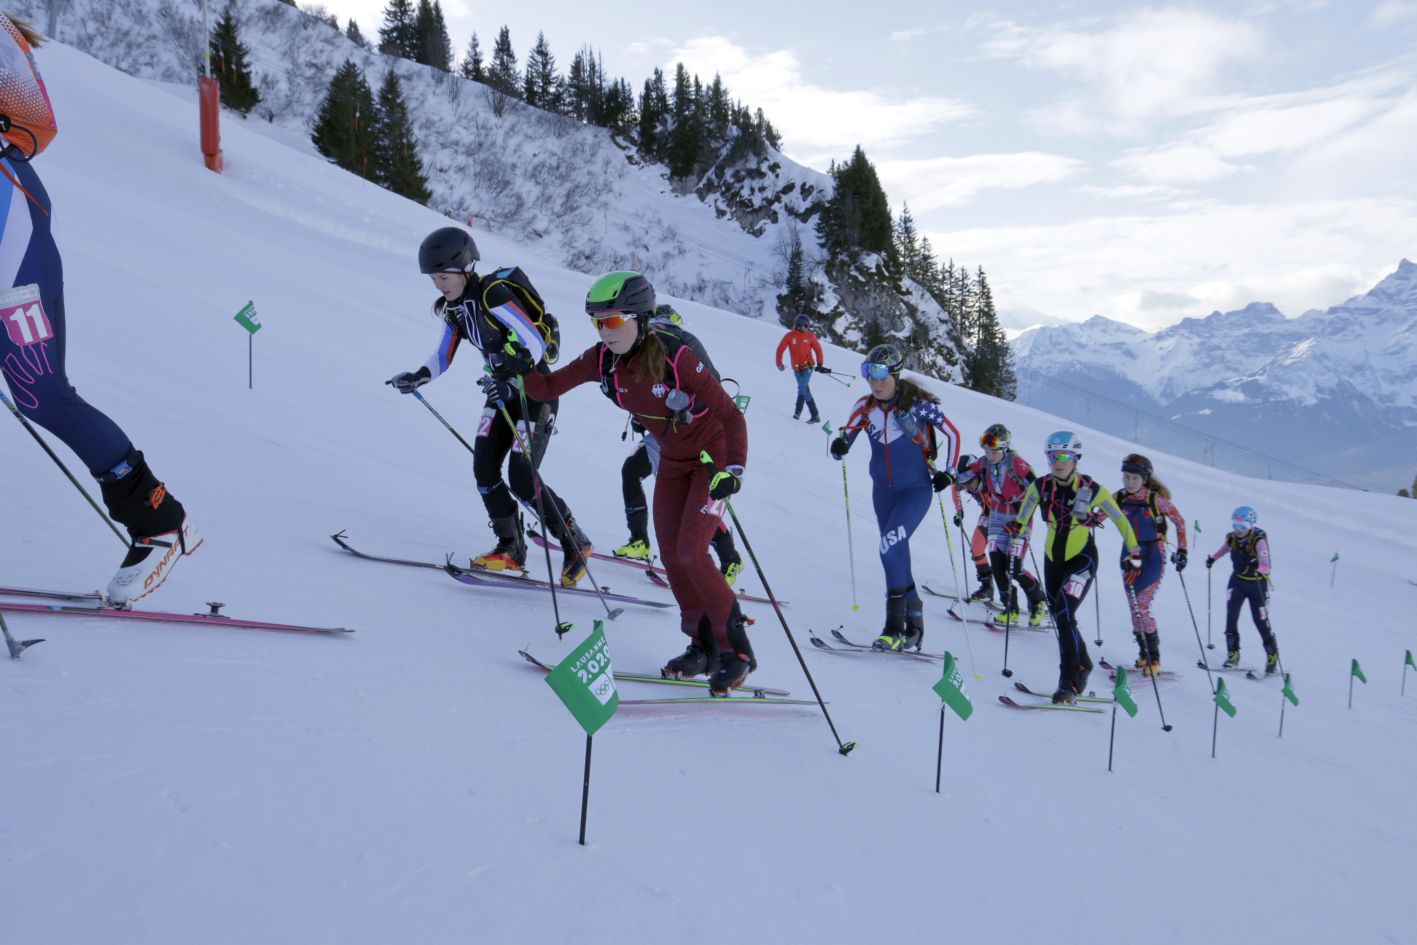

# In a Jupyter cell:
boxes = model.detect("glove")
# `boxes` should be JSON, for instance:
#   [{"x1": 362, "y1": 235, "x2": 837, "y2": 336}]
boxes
[
  {"x1": 931, "y1": 469, "x2": 954, "y2": 493},
  {"x1": 1003, "y1": 519, "x2": 1023, "y2": 538},
  {"x1": 386, "y1": 367, "x2": 431, "y2": 394},
  {"x1": 829, "y1": 435, "x2": 850, "y2": 460},
  {"x1": 477, "y1": 374, "x2": 517, "y2": 404},
  {"x1": 814, "y1": 365, "x2": 830, "y2": 374},
  {"x1": 1205, "y1": 555, "x2": 1216, "y2": 570},
  {"x1": 630, "y1": 419, "x2": 646, "y2": 435},
  {"x1": 1123, "y1": 551, "x2": 1143, "y2": 584},
  {"x1": 709, "y1": 465, "x2": 743, "y2": 501},
  {"x1": 777, "y1": 364, "x2": 785, "y2": 372},
  {"x1": 1171, "y1": 548, "x2": 1188, "y2": 572},
  {"x1": 487, "y1": 346, "x2": 534, "y2": 380},
  {"x1": 952, "y1": 511, "x2": 964, "y2": 528}
]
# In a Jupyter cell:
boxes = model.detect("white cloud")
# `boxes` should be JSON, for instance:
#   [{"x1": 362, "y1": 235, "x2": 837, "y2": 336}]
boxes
[
  {"x1": 876, "y1": 152, "x2": 1086, "y2": 210},
  {"x1": 981, "y1": 8, "x2": 1266, "y2": 132},
  {"x1": 666, "y1": 36, "x2": 975, "y2": 164},
  {"x1": 1113, "y1": 144, "x2": 1250, "y2": 183},
  {"x1": 1369, "y1": 1, "x2": 1417, "y2": 26}
]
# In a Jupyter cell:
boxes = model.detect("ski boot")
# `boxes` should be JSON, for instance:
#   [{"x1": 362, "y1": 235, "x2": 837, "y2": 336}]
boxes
[
  {"x1": 1142, "y1": 636, "x2": 1162, "y2": 676},
  {"x1": 1029, "y1": 598, "x2": 1048, "y2": 628},
  {"x1": 1264, "y1": 651, "x2": 1280, "y2": 676},
  {"x1": 1223, "y1": 649, "x2": 1242, "y2": 669},
  {"x1": 1052, "y1": 676, "x2": 1078, "y2": 705},
  {"x1": 872, "y1": 587, "x2": 910, "y2": 651},
  {"x1": 98, "y1": 449, "x2": 200, "y2": 606},
  {"x1": 663, "y1": 642, "x2": 717, "y2": 679},
  {"x1": 613, "y1": 538, "x2": 652, "y2": 561},
  {"x1": 472, "y1": 514, "x2": 527, "y2": 571},
  {"x1": 994, "y1": 608, "x2": 1023, "y2": 626},
  {"x1": 901, "y1": 585, "x2": 925, "y2": 651},
  {"x1": 806, "y1": 404, "x2": 821, "y2": 424},
  {"x1": 968, "y1": 579, "x2": 994, "y2": 604},
  {"x1": 550, "y1": 513, "x2": 593, "y2": 587},
  {"x1": 708, "y1": 605, "x2": 756, "y2": 695},
  {"x1": 1072, "y1": 651, "x2": 1094, "y2": 696},
  {"x1": 1134, "y1": 633, "x2": 1150, "y2": 669}
]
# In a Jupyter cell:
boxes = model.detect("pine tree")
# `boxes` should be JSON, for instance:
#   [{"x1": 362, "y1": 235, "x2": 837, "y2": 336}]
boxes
[
  {"x1": 413, "y1": 0, "x2": 452, "y2": 71},
  {"x1": 374, "y1": 70, "x2": 432, "y2": 204},
  {"x1": 487, "y1": 25, "x2": 521, "y2": 98},
  {"x1": 706, "y1": 74, "x2": 730, "y2": 139},
  {"x1": 895, "y1": 204, "x2": 922, "y2": 281},
  {"x1": 965, "y1": 268, "x2": 1015, "y2": 399},
  {"x1": 312, "y1": 60, "x2": 378, "y2": 180},
  {"x1": 378, "y1": 0, "x2": 418, "y2": 59},
  {"x1": 666, "y1": 63, "x2": 702, "y2": 179},
  {"x1": 566, "y1": 47, "x2": 590, "y2": 121},
  {"x1": 638, "y1": 68, "x2": 668, "y2": 159},
  {"x1": 816, "y1": 146, "x2": 893, "y2": 261},
  {"x1": 209, "y1": 6, "x2": 260, "y2": 116},
  {"x1": 345, "y1": 19, "x2": 369, "y2": 49},
  {"x1": 460, "y1": 32, "x2": 483, "y2": 81},
  {"x1": 777, "y1": 228, "x2": 808, "y2": 324},
  {"x1": 523, "y1": 31, "x2": 561, "y2": 111},
  {"x1": 603, "y1": 77, "x2": 636, "y2": 133}
]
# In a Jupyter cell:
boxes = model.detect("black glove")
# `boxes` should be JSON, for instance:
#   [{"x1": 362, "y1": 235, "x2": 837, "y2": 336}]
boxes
[
  {"x1": 1204, "y1": 555, "x2": 1215, "y2": 570},
  {"x1": 477, "y1": 374, "x2": 517, "y2": 404},
  {"x1": 487, "y1": 345, "x2": 534, "y2": 380},
  {"x1": 1171, "y1": 548, "x2": 1188, "y2": 572},
  {"x1": 814, "y1": 365, "x2": 830, "y2": 374},
  {"x1": 829, "y1": 435, "x2": 850, "y2": 460},
  {"x1": 952, "y1": 511, "x2": 964, "y2": 528},
  {"x1": 386, "y1": 366, "x2": 431, "y2": 394},
  {"x1": 931, "y1": 469, "x2": 954, "y2": 493},
  {"x1": 709, "y1": 465, "x2": 743, "y2": 501},
  {"x1": 630, "y1": 419, "x2": 646, "y2": 436},
  {"x1": 1003, "y1": 519, "x2": 1023, "y2": 538}
]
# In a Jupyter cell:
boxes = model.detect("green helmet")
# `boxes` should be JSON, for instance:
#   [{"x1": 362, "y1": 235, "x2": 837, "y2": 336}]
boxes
[{"x1": 586, "y1": 271, "x2": 656, "y2": 317}]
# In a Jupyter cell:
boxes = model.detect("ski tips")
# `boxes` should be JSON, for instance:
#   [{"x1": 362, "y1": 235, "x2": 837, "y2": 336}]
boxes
[
  {"x1": 838, "y1": 740, "x2": 858, "y2": 756},
  {"x1": 7, "y1": 637, "x2": 44, "y2": 659}
]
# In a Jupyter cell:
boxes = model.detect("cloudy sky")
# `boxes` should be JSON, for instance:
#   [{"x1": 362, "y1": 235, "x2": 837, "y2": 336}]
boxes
[{"x1": 317, "y1": 0, "x2": 1417, "y2": 330}]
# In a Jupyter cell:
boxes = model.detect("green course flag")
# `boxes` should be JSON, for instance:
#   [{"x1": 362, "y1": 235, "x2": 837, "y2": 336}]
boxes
[
  {"x1": 1214, "y1": 677, "x2": 1237, "y2": 717},
  {"x1": 1351, "y1": 659, "x2": 1367, "y2": 684},
  {"x1": 1406, "y1": 650, "x2": 1415, "y2": 669},
  {"x1": 821, "y1": 420, "x2": 833, "y2": 434},
  {"x1": 932, "y1": 652, "x2": 973, "y2": 721},
  {"x1": 1330, "y1": 551, "x2": 1340, "y2": 563},
  {"x1": 732, "y1": 394, "x2": 751, "y2": 413},
  {"x1": 544, "y1": 621, "x2": 619, "y2": 735},
  {"x1": 1194, "y1": 519, "x2": 1202, "y2": 535},
  {"x1": 233, "y1": 301, "x2": 261, "y2": 335},
  {"x1": 1112, "y1": 666, "x2": 1139, "y2": 718},
  {"x1": 1282, "y1": 672, "x2": 1299, "y2": 707}
]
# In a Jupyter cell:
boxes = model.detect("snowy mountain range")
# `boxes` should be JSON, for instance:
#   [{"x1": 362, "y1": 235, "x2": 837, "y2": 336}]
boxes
[{"x1": 1013, "y1": 260, "x2": 1417, "y2": 490}]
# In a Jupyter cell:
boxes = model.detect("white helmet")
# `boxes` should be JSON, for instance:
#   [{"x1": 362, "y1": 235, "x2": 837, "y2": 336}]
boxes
[{"x1": 1045, "y1": 431, "x2": 1083, "y2": 458}]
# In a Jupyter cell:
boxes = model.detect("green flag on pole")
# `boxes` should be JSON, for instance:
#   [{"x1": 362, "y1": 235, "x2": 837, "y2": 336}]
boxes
[
  {"x1": 932, "y1": 652, "x2": 974, "y2": 721},
  {"x1": 821, "y1": 420, "x2": 833, "y2": 435},
  {"x1": 1405, "y1": 650, "x2": 1415, "y2": 669},
  {"x1": 1194, "y1": 519, "x2": 1202, "y2": 535},
  {"x1": 1282, "y1": 672, "x2": 1299, "y2": 707},
  {"x1": 732, "y1": 394, "x2": 751, "y2": 413},
  {"x1": 1213, "y1": 677, "x2": 1237, "y2": 717},
  {"x1": 1112, "y1": 666, "x2": 1139, "y2": 718},
  {"x1": 1351, "y1": 659, "x2": 1367, "y2": 684},
  {"x1": 1330, "y1": 551, "x2": 1340, "y2": 563},
  {"x1": 233, "y1": 301, "x2": 261, "y2": 335},
  {"x1": 544, "y1": 621, "x2": 619, "y2": 735}
]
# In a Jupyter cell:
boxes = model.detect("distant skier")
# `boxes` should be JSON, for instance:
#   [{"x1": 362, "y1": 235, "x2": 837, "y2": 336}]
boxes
[
  {"x1": 1205, "y1": 505, "x2": 1279, "y2": 674},
  {"x1": 951, "y1": 453, "x2": 995, "y2": 602},
  {"x1": 613, "y1": 305, "x2": 743, "y2": 586},
  {"x1": 386, "y1": 227, "x2": 592, "y2": 585},
  {"x1": 0, "y1": 14, "x2": 198, "y2": 604},
  {"x1": 828, "y1": 344, "x2": 962, "y2": 652},
  {"x1": 489, "y1": 272, "x2": 754, "y2": 695},
  {"x1": 774, "y1": 313, "x2": 827, "y2": 422},
  {"x1": 1113, "y1": 453, "x2": 1188, "y2": 675},
  {"x1": 1011, "y1": 433, "x2": 1140, "y2": 704},
  {"x1": 960, "y1": 424, "x2": 1047, "y2": 627}
]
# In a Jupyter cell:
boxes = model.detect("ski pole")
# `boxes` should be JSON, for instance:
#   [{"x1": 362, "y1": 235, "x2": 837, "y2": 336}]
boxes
[
  {"x1": 0, "y1": 608, "x2": 43, "y2": 660},
  {"x1": 931, "y1": 481, "x2": 977, "y2": 679},
  {"x1": 702, "y1": 452, "x2": 855, "y2": 756},
  {"x1": 1093, "y1": 561, "x2": 1104, "y2": 647},
  {"x1": 841, "y1": 463, "x2": 860, "y2": 612},
  {"x1": 1123, "y1": 578, "x2": 1172, "y2": 732},
  {"x1": 410, "y1": 388, "x2": 479, "y2": 456},
  {"x1": 1175, "y1": 570, "x2": 1216, "y2": 694},
  {"x1": 818, "y1": 369, "x2": 851, "y2": 387},
  {"x1": 0, "y1": 388, "x2": 127, "y2": 546},
  {"x1": 1206, "y1": 565, "x2": 1214, "y2": 649}
]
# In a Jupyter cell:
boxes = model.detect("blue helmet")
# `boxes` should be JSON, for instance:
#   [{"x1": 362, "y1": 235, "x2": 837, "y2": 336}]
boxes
[
  {"x1": 1045, "y1": 431, "x2": 1083, "y2": 459},
  {"x1": 1231, "y1": 506, "x2": 1257, "y2": 529}
]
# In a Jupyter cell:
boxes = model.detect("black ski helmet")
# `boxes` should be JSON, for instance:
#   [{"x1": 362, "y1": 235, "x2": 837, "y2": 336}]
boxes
[
  {"x1": 586, "y1": 271, "x2": 657, "y2": 319},
  {"x1": 980, "y1": 423, "x2": 1011, "y2": 451},
  {"x1": 419, "y1": 227, "x2": 480, "y2": 274},
  {"x1": 794, "y1": 314, "x2": 812, "y2": 329},
  {"x1": 863, "y1": 343, "x2": 906, "y2": 377}
]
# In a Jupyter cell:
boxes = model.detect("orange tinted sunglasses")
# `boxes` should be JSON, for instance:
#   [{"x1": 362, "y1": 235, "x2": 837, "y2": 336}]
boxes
[{"x1": 591, "y1": 312, "x2": 633, "y2": 330}]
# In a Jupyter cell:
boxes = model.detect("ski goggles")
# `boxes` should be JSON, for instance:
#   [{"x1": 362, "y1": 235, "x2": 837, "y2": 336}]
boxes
[
  {"x1": 980, "y1": 433, "x2": 1008, "y2": 450},
  {"x1": 1231, "y1": 517, "x2": 1251, "y2": 531},
  {"x1": 1046, "y1": 451, "x2": 1079, "y2": 464},
  {"x1": 860, "y1": 361, "x2": 895, "y2": 381},
  {"x1": 590, "y1": 312, "x2": 633, "y2": 330}
]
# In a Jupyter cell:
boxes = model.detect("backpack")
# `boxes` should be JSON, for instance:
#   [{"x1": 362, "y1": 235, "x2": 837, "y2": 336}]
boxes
[
  {"x1": 479, "y1": 266, "x2": 561, "y2": 364},
  {"x1": 1114, "y1": 488, "x2": 1168, "y2": 540}
]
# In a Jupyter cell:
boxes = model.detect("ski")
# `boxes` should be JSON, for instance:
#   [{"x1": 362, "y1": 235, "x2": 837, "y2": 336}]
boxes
[
  {"x1": 529, "y1": 530, "x2": 785, "y2": 605},
  {"x1": 998, "y1": 695, "x2": 1104, "y2": 713},
  {"x1": 1197, "y1": 660, "x2": 1260, "y2": 675},
  {"x1": 1013, "y1": 681, "x2": 1112, "y2": 704},
  {"x1": 1101, "y1": 658, "x2": 1177, "y2": 679},
  {"x1": 518, "y1": 649, "x2": 790, "y2": 698},
  {"x1": 331, "y1": 530, "x2": 672, "y2": 609},
  {"x1": 620, "y1": 695, "x2": 819, "y2": 706},
  {"x1": 0, "y1": 585, "x2": 104, "y2": 604},
  {"x1": 945, "y1": 604, "x2": 1048, "y2": 633},
  {"x1": 1245, "y1": 669, "x2": 1281, "y2": 681},
  {"x1": 925, "y1": 585, "x2": 1005, "y2": 611},
  {"x1": 807, "y1": 627, "x2": 942, "y2": 663},
  {"x1": 0, "y1": 600, "x2": 352, "y2": 635}
]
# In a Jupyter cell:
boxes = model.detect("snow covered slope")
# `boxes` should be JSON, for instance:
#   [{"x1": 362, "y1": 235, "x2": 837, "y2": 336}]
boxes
[
  {"x1": 3, "y1": 43, "x2": 1417, "y2": 945},
  {"x1": 1014, "y1": 263, "x2": 1417, "y2": 490}
]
